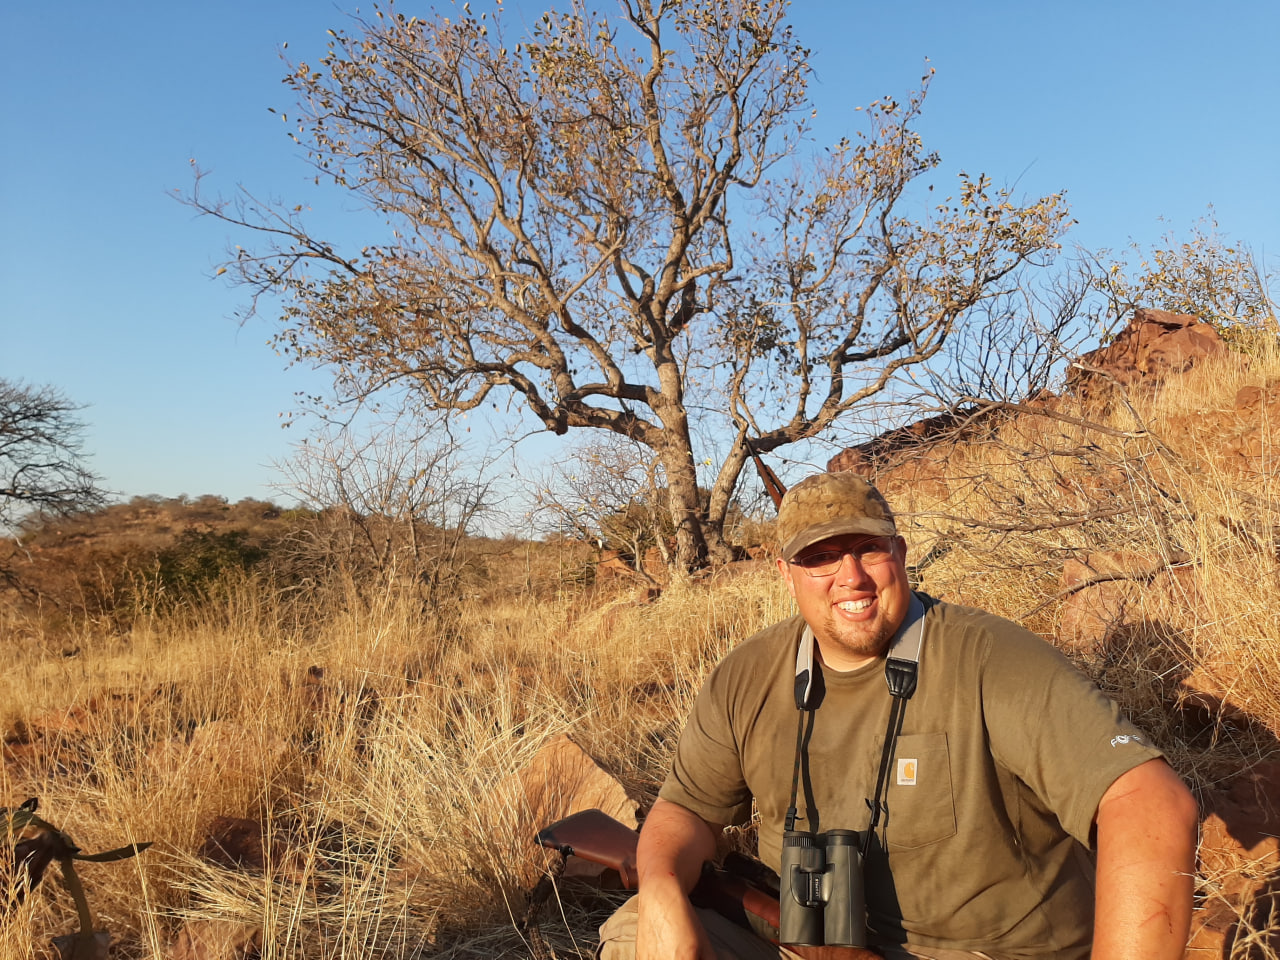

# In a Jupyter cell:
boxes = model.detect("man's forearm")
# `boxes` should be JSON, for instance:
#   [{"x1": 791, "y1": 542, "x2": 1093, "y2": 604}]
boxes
[
  {"x1": 1092, "y1": 759, "x2": 1198, "y2": 960},
  {"x1": 633, "y1": 799, "x2": 722, "y2": 960},
  {"x1": 636, "y1": 798, "x2": 720, "y2": 894}
]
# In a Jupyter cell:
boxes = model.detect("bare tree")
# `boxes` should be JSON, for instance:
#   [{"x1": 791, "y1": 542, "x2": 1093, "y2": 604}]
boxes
[
  {"x1": 1, "y1": 380, "x2": 105, "y2": 530},
  {"x1": 0, "y1": 379, "x2": 107, "y2": 596},
  {"x1": 534, "y1": 435, "x2": 671, "y2": 580},
  {"x1": 275, "y1": 416, "x2": 493, "y2": 601},
  {"x1": 190, "y1": 0, "x2": 1071, "y2": 569}
]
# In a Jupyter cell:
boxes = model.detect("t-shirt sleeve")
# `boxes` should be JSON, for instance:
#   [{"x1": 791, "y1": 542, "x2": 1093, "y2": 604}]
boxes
[
  {"x1": 979, "y1": 618, "x2": 1165, "y2": 848},
  {"x1": 658, "y1": 659, "x2": 755, "y2": 827}
]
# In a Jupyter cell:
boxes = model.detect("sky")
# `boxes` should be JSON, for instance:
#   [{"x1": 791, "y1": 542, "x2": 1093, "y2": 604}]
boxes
[{"x1": 2, "y1": 0, "x2": 1277, "y2": 510}]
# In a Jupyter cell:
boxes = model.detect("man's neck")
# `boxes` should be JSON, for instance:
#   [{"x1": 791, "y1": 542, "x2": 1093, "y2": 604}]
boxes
[{"x1": 815, "y1": 642, "x2": 887, "y2": 673}]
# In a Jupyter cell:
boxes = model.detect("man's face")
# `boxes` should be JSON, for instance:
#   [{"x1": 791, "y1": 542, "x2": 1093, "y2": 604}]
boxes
[{"x1": 777, "y1": 534, "x2": 911, "y2": 671}]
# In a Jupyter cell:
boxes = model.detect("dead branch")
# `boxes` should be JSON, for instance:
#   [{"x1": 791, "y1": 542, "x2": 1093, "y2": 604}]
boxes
[
  {"x1": 1021, "y1": 552, "x2": 1195, "y2": 619},
  {"x1": 909, "y1": 503, "x2": 1134, "y2": 533}
]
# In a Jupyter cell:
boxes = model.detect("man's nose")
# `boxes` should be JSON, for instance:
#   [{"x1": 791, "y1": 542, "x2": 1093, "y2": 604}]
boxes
[{"x1": 833, "y1": 550, "x2": 871, "y2": 580}]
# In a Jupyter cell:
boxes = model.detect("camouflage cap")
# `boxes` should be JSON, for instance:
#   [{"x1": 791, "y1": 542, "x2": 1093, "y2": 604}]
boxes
[{"x1": 776, "y1": 472, "x2": 897, "y2": 561}]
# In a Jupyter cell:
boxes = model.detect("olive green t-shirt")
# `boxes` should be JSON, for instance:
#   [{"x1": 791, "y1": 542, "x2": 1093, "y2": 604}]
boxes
[{"x1": 659, "y1": 596, "x2": 1164, "y2": 959}]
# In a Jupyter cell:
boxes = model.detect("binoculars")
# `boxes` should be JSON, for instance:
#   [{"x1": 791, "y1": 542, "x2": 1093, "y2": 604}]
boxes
[{"x1": 779, "y1": 829, "x2": 867, "y2": 947}]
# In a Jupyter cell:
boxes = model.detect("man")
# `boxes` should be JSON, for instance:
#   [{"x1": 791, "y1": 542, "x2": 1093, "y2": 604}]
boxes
[{"x1": 599, "y1": 472, "x2": 1197, "y2": 960}]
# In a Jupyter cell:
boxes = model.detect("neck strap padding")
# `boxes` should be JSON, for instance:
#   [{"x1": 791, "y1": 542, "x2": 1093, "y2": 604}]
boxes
[
  {"x1": 793, "y1": 592, "x2": 926, "y2": 709},
  {"x1": 786, "y1": 593, "x2": 928, "y2": 835}
]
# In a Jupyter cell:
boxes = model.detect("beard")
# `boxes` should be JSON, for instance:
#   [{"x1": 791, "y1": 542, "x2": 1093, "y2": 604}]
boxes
[{"x1": 813, "y1": 608, "x2": 899, "y2": 667}]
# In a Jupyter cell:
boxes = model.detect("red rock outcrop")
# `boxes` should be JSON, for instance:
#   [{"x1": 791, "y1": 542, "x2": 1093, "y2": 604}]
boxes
[
  {"x1": 1224, "y1": 377, "x2": 1280, "y2": 477},
  {"x1": 826, "y1": 408, "x2": 996, "y2": 483},
  {"x1": 1067, "y1": 308, "x2": 1226, "y2": 397},
  {"x1": 1056, "y1": 550, "x2": 1196, "y2": 654},
  {"x1": 826, "y1": 308, "x2": 1231, "y2": 484}
]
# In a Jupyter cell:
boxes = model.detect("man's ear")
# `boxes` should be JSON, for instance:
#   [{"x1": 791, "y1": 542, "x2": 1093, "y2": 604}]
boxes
[
  {"x1": 894, "y1": 535, "x2": 908, "y2": 559},
  {"x1": 776, "y1": 556, "x2": 798, "y2": 598}
]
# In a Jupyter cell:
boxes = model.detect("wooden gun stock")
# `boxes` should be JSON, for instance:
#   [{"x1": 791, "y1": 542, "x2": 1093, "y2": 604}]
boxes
[
  {"x1": 536, "y1": 808, "x2": 641, "y2": 889},
  {"x1": 535, "y1": 809, "x2": 879, "y2": 959},
  {"x1": 536, "y1": 809, "x2": 777, "y2": 926}
]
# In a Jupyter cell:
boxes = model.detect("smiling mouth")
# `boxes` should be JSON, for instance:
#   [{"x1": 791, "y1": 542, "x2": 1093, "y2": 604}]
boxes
[{"x1": 836, "y1": 598, "x2": 874, "y2": 614}]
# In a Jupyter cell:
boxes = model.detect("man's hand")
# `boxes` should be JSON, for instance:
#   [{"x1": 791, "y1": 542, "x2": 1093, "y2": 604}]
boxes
[
  {"x1": 636, "y1": 878, "x2": 717, "y2": 960},
  {"x1": 1092, "y1": 758, "x2": 1198, "y2": 960},
  {"x1": 635, "y1": 799, "x2": 722, "y2": 960}
]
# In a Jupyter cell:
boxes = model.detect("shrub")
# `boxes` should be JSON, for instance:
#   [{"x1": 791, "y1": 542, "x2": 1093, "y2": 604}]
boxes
[{"x1": 155, "y1": 530, "x2": 266, "y2": 602}]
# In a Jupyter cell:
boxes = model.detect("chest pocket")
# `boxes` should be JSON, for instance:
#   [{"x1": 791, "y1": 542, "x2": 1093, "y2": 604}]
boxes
[{"x1": 883, "y1": 732, "x2": 957, "y2": 850}]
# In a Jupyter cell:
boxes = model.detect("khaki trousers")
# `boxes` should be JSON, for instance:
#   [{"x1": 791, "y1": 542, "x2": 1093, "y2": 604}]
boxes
[{"x1": 596, "y1": 896, "x2": 996, "y2": 960}]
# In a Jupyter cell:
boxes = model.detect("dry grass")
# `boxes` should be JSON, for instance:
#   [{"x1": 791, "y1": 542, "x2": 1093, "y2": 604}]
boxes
[
  {"x1": 2, "y1": 340, "x2": 1278, "y2": 958},
  {"x1": 0, "y1": 565, "x2": 793, "y2": 959}
]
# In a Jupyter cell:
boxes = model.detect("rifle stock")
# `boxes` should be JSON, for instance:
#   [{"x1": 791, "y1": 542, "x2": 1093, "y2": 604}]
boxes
[
  {"x1": 536, "y1": 808, "x2": 640, "y2": 889},
  {"x1": 535, "y1": 809, "x2": 880, "y2": 959}
]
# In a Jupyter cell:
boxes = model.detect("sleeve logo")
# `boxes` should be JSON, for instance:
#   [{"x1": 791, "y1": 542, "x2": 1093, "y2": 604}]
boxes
[
  {"x1": 1110, "y1": 734, "x2": 1145, "y2": 747},
  {"x1": 896, "y1": 758, "x2": 918, "y2": 786}
]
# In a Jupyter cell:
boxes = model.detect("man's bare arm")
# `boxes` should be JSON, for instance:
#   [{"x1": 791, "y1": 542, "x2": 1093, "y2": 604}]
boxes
[
  {"x1": 1092, "y1": 758, "x2": 1198, "y2": 960},
  {"x1": 634, "y1": 798, "x2": 723, "y2": 960}
]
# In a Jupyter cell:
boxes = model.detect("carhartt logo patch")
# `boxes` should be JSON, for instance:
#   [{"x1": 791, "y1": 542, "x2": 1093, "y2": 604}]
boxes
[{"x1": 897, "y1": 758, "x2": 918, "y2": 786}]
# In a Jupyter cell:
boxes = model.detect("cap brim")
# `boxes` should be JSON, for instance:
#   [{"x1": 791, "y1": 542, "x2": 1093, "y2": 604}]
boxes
[{"x1": 781, "y1": 517, "x2": 898, "y2": 561}]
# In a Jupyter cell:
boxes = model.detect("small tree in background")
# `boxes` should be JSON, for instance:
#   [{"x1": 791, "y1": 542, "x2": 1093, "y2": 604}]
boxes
[
  {"x1": 1, "y1": 379, "x2": 106, "y2": 595},
  {"x1": 534, "y1": 435, "x2": 673, "y2": 579},
  {"x1": 191, "y1": 0, "x2": 1071, "y2": 570},
  {"x1": 275, "y1": 417, "x2": 494, "y2": 603},
  {"x1": 1091, "y1": 214, "x2": 1278, "y2": 344}
]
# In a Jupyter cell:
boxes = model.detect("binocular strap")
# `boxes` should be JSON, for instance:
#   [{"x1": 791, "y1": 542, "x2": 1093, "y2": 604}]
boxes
[
  {"x1": 785, "y1": 594, "x2": 927, "y2": 848},
  {"x1": 862, "y1": 693, "x2": 909, "y2": 857}
]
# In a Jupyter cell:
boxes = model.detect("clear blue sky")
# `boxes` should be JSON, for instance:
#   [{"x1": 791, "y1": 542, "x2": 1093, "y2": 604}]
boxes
[{"x1": 2, "y1": 0, "x2": 1277, "y2": 506}]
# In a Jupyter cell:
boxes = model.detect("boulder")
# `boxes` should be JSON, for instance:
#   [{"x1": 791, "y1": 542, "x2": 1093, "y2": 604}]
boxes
[
  {"x1": 1191, "y1": 761, "x2": 1280, "y2": 958},
  {"x1": 518, "y1": 735, "x2": 639, "y2": 881},
  {"x1": 519, "y1": 736, "x2": 637, "y2": 829},
  {"x1": 1057, "y1": 552, "x2": 1154, "y2": 653},
  {"x1": 1226, "y1": 378, "x2": 1280, "y2": 475},
  {"x1": 1056, "y1": 551, "x2": 1195, "y2": 654},
  {"x1": 1176, "y1": 668, "x2": 1259, "y2": 735},
  {"x1": 1235, "y1": 383, "x2": 1266, "y2": 410}
]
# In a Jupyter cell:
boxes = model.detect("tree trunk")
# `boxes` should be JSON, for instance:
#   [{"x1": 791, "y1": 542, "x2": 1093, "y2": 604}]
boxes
[
  {"x1": 662, "y1": 447, "x2": 710, "y2": 571},
  {"x1": 659, "y1": 443, "x2": 737, "y2": 571}
]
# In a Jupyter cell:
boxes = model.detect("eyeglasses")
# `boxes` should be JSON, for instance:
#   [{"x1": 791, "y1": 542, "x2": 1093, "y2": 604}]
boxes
[{"x1": 790, "y1": 538, "x2": 896, "y2": 577}]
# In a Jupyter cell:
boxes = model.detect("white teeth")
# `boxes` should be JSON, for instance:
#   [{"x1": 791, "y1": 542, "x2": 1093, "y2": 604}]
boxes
[{"x1": 837, "y1": 598, "x2": 873, "y2": 613}]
